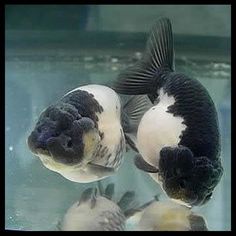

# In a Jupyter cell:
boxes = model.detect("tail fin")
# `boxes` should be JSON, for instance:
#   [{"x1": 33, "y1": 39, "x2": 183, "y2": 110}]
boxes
[
  {"x1": 144, "y1": 17, "x2": 174, "y2": 71},
  {"x1": 121, "y1": 95, "x2": 152, "y2": 151},
  {"x1": 113, "y1": 18, "x2": 174, "y2": 95}
]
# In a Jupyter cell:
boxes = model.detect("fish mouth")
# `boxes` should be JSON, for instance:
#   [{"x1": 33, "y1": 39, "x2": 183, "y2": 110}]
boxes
[
  {"x1": 30, "y1": 140, "x2": 85, "y2": 172},
  {"x1": 28, "y1": 118, "x2": 100, "y2": 167},
  {"x1": 158, "y1": 161, "x2": 217, "y2": 207},
  {"x1": 158, "y1": 173, "x2": 199, "y2": 207},
  {"x1": 175, "y1": 194, "x2": 198, "y2": 207},
  {"x1": 188, "y1": 191, "x2": 213, "y2": 206},
  {"x1": 34, "y1": 146, "x2": 51, "y2": 157},
  {"x1": 161, "y1": 177, "x2": 212, "y2": 207}
]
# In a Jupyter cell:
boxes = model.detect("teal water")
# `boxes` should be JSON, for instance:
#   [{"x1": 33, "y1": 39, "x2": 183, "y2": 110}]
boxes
[{"x1": 5, "y1": 52, "x2": 231, "y2": 231}]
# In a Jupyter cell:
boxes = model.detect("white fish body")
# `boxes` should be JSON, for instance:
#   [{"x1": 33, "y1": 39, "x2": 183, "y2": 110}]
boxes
[
  {"x1": 134, "y1": 200, "x2": 208, "y2": 231},
  {"x1": 75, "y1": 85, "x2": 126, "y2": 168},
  {"x1": 137, "y1": 89, "x2": 186, "y2": 183},
  {"x1": 28, "y1": 84, "x2": 150, "y2": 183},
  {"x1": 54, "y1": 85, "x2": 126, "y2": 183},
  {"x1": 61, "y1": 196, "x2": 125, "y2": 231}
]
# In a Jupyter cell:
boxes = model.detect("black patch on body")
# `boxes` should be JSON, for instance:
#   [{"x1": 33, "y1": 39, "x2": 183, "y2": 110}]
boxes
[
  {"x1": 28, "y1": 89, "x2": 104, "y2": 165},
  {"x1": 61, "y1": 89, "x2": 104, "y2": 128},
  {"x1": 152, "y1": 72, "x2": 223, "y2": 206},
  {"x1": 161, "y1": 72, "x2": 220, "y2": 161}
]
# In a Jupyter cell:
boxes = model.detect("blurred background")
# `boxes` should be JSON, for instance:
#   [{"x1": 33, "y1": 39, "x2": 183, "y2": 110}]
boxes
[
  {"x1": 5, "y1": 5, "x2": 230, "y2": 36},
  {"x1": 5, "y1": 5, "x2": 231, "y2": 231}
]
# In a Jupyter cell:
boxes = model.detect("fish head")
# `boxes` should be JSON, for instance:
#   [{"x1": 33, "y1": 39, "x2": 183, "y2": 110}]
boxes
[
  {"x1": 27, "y1": 102, "x2": 101, "y2": 170},
  {"x1": 158, "y1": 147, "x2": 223, "y2": 206},
  {"x1": 160, "y1": 173, "x2": 213, "y2": 207}
]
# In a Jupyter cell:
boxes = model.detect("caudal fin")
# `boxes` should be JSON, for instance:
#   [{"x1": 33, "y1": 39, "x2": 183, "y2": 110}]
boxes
[
  {"x1": 144, "y1": 17, "x2": 174, "y2": 72},
  {"x1": 113, "y1": 17, "x2": 174, "y2": 95}
]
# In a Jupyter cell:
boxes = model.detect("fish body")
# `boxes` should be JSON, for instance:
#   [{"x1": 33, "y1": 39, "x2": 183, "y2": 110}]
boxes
[
  {"x1": 61, "y1": 195, "x2": 126, "y2": 231},
  {"x1": 113, "y1": 18, "x2": 223, "y2": 206},
  {"x1": 133, "y1": 200, "x2": 208, "y2": 231},
  {"x1": 59, "y1": 183, "x2": 139, "y2": 231},
  {"x1": 28, "y1": 84, "x2": 150, "y2": 183}
]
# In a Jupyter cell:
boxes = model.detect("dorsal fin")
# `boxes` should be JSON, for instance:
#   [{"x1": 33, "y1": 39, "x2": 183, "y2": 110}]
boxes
[
  {"x1": 104, "y1": 183, "x2": 115, "y2": 200},
  {"x1": 78, "y1": 187, "x2": 97, "y2": 209},
  {"x1": 78, "y1": 188, "x2": 94, "y2": 205},
  {"x1": 90, "y1": 188, "x2": 97, "y2": 209}
]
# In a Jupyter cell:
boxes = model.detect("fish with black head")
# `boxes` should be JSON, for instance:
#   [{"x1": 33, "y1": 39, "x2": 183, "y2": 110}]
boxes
[
  {"x1": 112, "y1": 18, "x2": 223, "y2": 206},
  {"x1": 27, "y1": 84, "x2": 151, "y2": 183}
]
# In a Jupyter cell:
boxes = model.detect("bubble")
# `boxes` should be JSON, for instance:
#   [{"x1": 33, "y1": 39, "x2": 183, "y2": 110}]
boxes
[
  {"x1": 111, "y1": 66, "x2": 118, "y2": 71},
  {"x1": 111, "y1": 58, "x2": 118, "y2": 63},
  {"x1": 134, "y1": 52, "x2": 142, "y2": 60},
  {"x1": 84, "y1": 56, "x2": 94, "y2": 62}
]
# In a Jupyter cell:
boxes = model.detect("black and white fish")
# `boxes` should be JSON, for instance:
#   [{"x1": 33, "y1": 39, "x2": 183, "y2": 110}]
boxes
[
  {"x1": 131, "y1": 200, "x2": 208, "y2": 231},
  {"x1": 27, "y1": 85, "x2": 150, "y2": 183},
  {"x1": 112, "y1": 18, "x2": 223, "y2": 206},
  {"x1": 58, "y1": 182, "x2": 144, "y2": 231}
]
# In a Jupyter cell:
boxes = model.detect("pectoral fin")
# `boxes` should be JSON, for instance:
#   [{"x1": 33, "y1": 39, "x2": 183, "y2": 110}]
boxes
[
  {"x1": 124, "y1": 133, "x2": 139, "y2": 152},
  {"x1": 134, "y1": 154, "x2": 159, "y2": 173}
]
